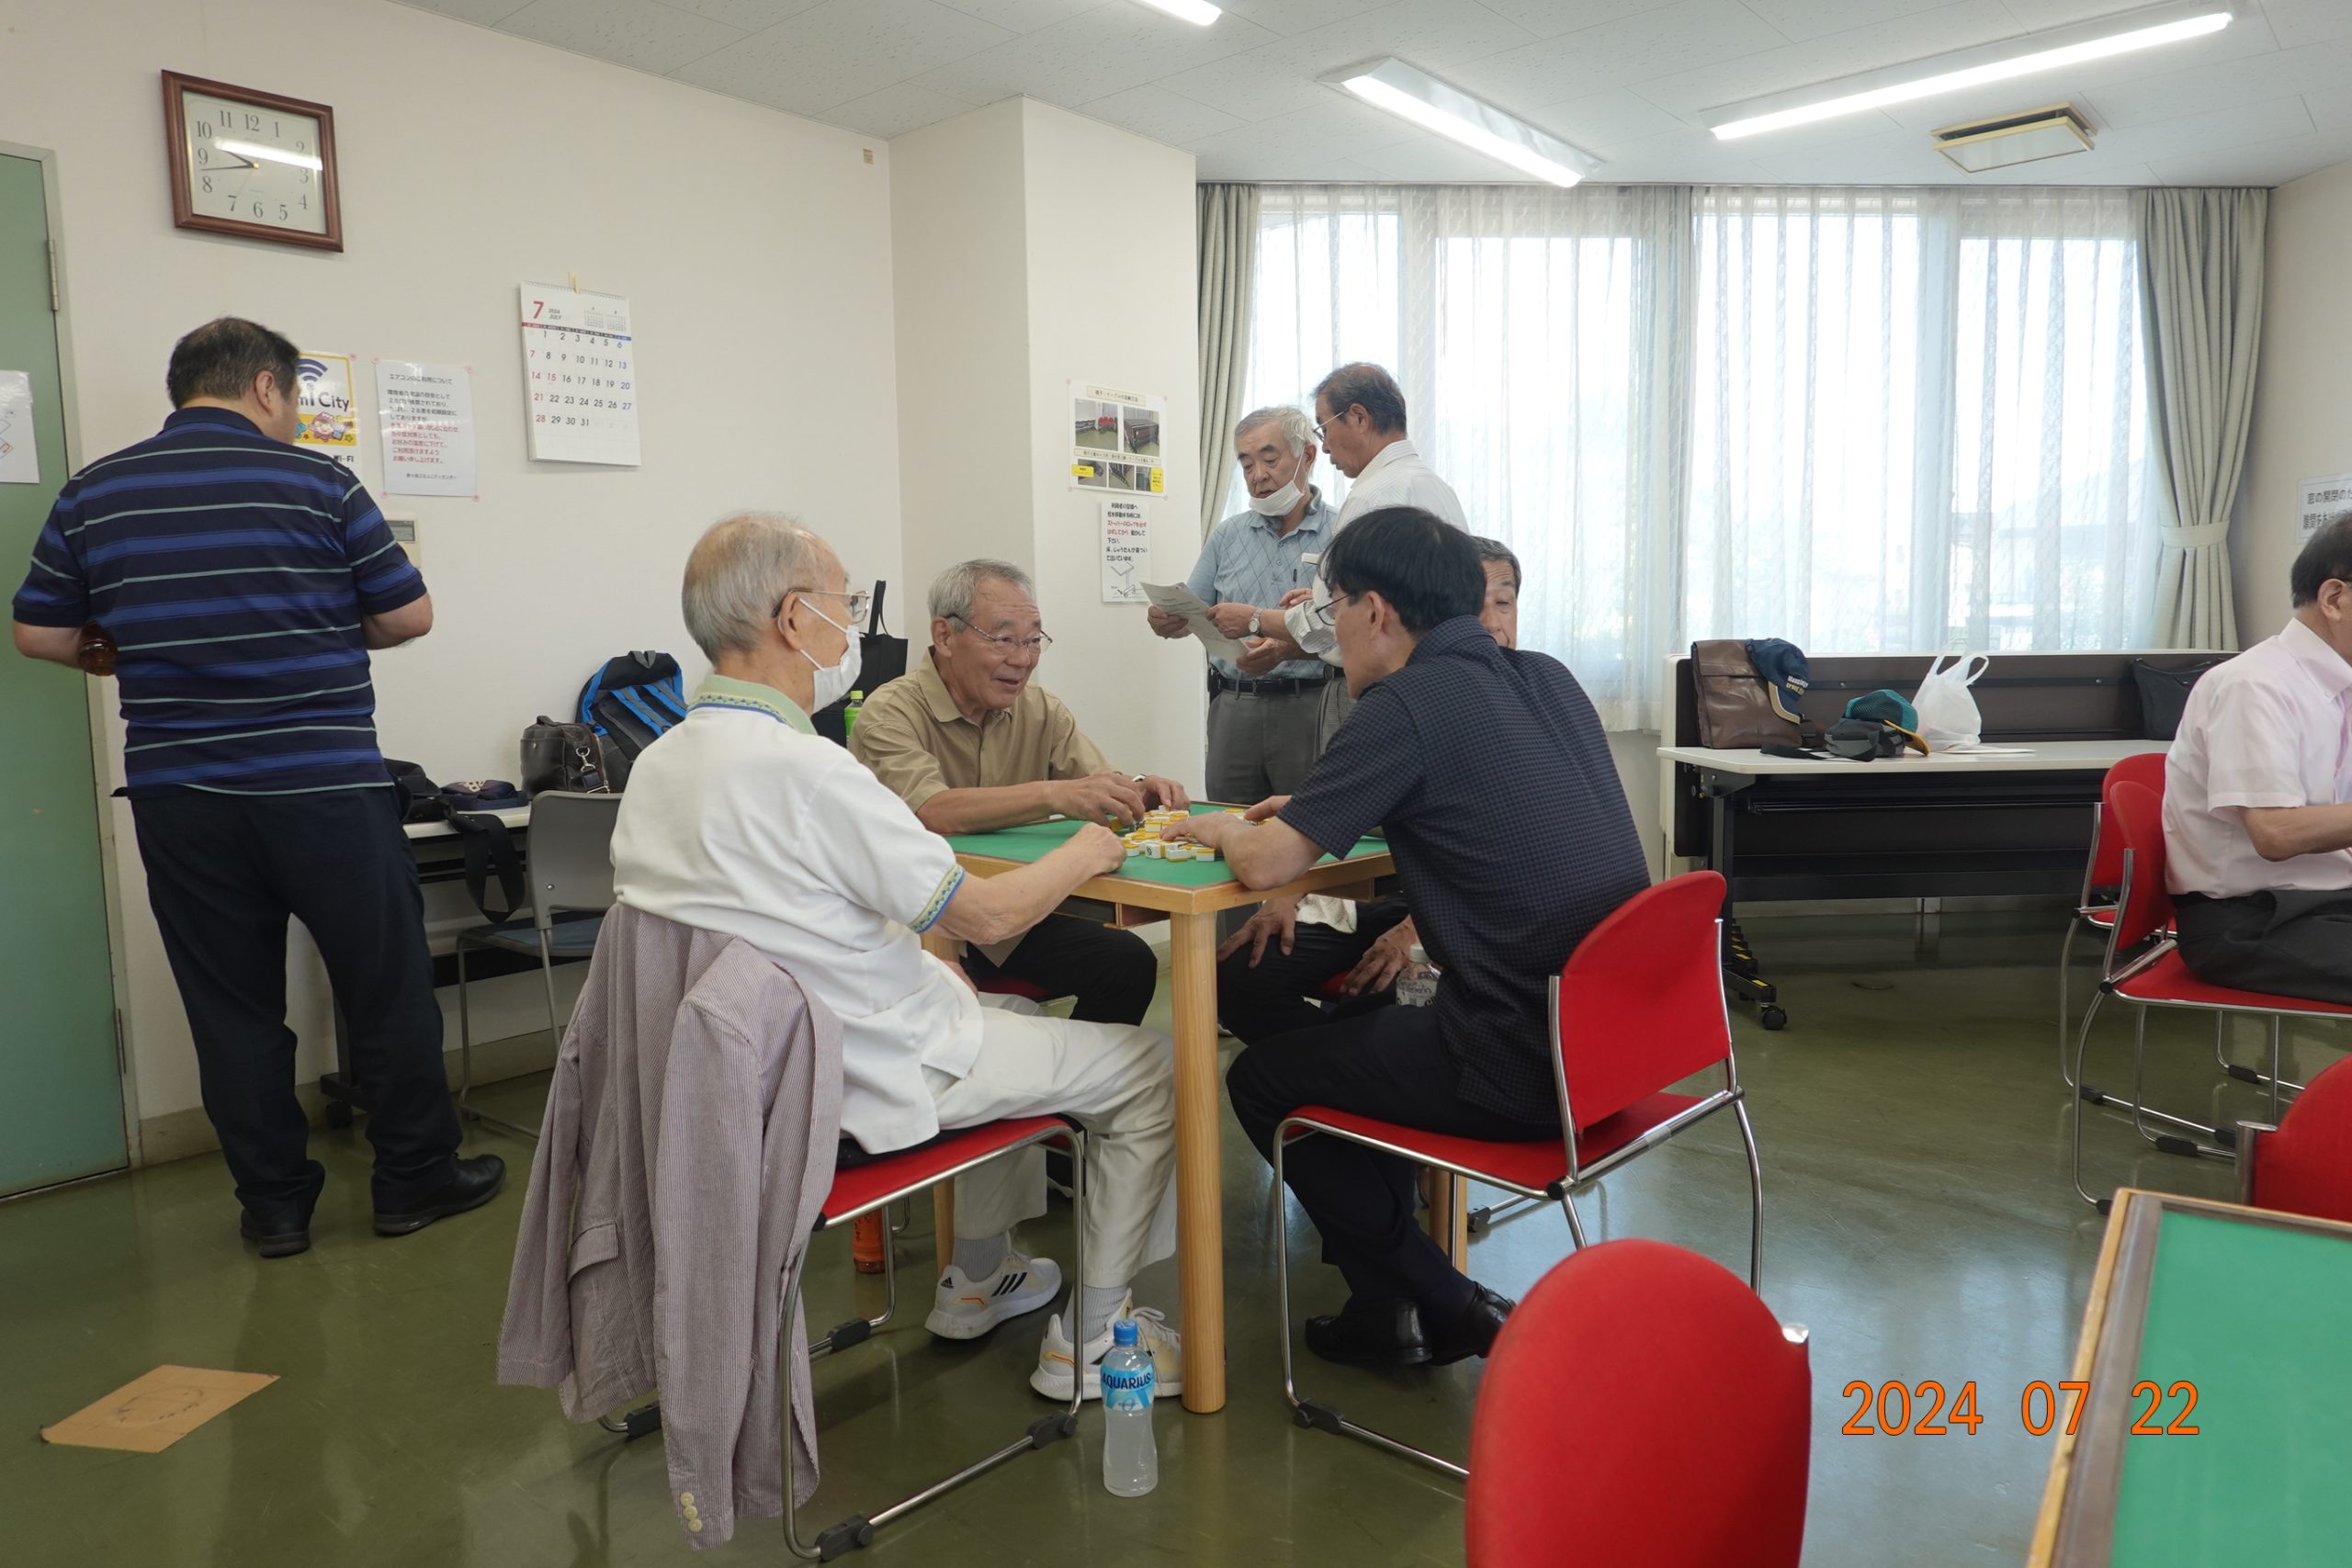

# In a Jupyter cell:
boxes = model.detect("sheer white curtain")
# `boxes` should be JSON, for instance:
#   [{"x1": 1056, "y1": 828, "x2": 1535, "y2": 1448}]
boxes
[
  {"x1": 1243, "y1": 185, "x2": 1688, "y2": 730},
  {"x1": 1242, "y1": 184, "x2": 2161, "y2": 729}
]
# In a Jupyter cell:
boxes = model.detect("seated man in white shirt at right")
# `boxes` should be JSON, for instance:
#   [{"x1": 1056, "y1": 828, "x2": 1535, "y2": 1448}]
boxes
[
  {"x1": 2165, "y1": 513, "x2": 2352, "y2": 1005},
  {"x1": 610, "y1": 513, "x2": 1181, "y2": 1400}
]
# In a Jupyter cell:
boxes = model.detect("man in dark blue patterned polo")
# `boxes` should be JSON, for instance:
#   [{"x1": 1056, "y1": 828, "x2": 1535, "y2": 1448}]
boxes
[
  {"x1": 1169, "y1": 508, "x2": 1650, "y2": 1370},
  {"x1": 11, "y1": 318, "x2": 503, "y2": 1258}
]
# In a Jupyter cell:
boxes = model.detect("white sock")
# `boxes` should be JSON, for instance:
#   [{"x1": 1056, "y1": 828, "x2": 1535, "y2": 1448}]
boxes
[
  {"x1": 1080, "y1": 1283, "x2": 1130, "y2": 1347},
  {"x1": 953, "y1": 1232, "x2": 1012, "y2": 1278}
]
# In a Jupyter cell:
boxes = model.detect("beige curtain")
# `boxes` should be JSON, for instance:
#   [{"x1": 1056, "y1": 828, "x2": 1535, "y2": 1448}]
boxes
[
  {"x1": 2138, "y1": 187, "x2": 2267, "y2": 650},
  {"x1": 1197, "y1": 184, "x2": 1260, "y2": 536}
]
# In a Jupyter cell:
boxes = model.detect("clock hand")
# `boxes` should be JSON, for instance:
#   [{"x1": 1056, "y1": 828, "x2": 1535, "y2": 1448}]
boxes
[{"x1": 209, "y1": 152, "x2": 258, "y2": 172}]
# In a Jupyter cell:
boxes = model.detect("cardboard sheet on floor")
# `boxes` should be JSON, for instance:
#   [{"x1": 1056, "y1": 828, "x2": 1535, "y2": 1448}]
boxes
[{"x1": 40, "y1": 1365, "x2": 277, "y2": 1452}]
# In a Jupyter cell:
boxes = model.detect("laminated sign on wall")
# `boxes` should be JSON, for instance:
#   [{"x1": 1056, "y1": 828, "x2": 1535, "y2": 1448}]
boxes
[
  {"x1": 375, "y1": 360, "x2": 477, "y2": 499},
  {"x1": 1102, "y1": 498, "x2": 1148, "y2": 603},
  {"x1": 0, "y1": 370, "x2": 37, "y2": 484},
  {"x1": 294, "y1": 351, "x2": 362, "y2": 478},
  {"x1": 1069, "y1": 379, "x2": 1164, "y2": 495},
  {"x1": 520, "y1": 283, "x2": 639, "y2": 467}
]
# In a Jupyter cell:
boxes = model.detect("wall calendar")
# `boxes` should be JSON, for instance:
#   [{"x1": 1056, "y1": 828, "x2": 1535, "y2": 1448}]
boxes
[{"x1": 519, "y1": 282, "x2": 639, "y2": 466}]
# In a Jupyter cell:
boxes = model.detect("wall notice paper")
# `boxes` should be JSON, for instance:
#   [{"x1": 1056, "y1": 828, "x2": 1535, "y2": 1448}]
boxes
[
  {"x1": 1141, "y1": 581, "x2": 1246, "y2": 662},
  {"x1": 1069, "y1": 379, "x2": 1165, "y2": 494},
  {"x1": 293, "y1": 351, "x2": 362, "y2": 477},
  {"x1": 0, "y1": 369, "x2": 36, "y2": 484},
  {"x1": 2299, "y1": 474, "x2": 2352, "y2": 541},
  {"x1": 40, "y1": 1365, "x2": 277, "y2": 1453},
  {"x1": 521, "y1": 283, "x2": 639, "y2": 467},
  {"x1": 375, "y1": 360, "x2": 477, "y2": 499},
  {"x1": 1102, "y1": 498, "x2": 1148, "y2": 603}
]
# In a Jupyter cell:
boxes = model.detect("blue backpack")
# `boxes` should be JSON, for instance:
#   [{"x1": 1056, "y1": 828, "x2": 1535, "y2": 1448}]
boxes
[{"x1": 577, "y1": 651, "x2": 686, "y2": 789}]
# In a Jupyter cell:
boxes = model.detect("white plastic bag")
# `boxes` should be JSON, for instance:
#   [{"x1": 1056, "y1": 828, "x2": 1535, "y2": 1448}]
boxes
[{"x1": 1912, "y1": 652, "x2": 1991, "y2": 750}]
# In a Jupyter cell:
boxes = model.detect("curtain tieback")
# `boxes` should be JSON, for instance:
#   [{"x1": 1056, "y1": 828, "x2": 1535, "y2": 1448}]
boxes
[{"x1": 2160, "y1": 522, "x2": 2229, "y2": 549}]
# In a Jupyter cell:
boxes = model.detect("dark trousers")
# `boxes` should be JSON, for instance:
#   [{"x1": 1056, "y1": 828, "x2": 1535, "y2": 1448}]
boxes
[
  {"x1": 965, "y1": 911, "x2": 1159, "y2": 1027},
  {"x1": 1227, "y1": 1005, "x2": 1555, "y2": 1324},
  {"x1": 2174, "y1": 889, "x2": 2352, "y2": 1007},
  {"x1": 1216, "y1": 896, "x2": 1413, "y2": 1045},
  {"x1": 131, "y1": 789, "x2": 460, "y2": 1218}
]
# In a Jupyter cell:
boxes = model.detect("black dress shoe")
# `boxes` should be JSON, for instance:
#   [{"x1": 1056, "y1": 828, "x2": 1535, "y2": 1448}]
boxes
[
  {"x1": 1305, "y1": 1296, "x2": 1430, "y2": 1367},
  {"x1": 374, "y1": 1155, "x2": 507, "y2": 1236},
  {"x1": 1427, "y1": 1283, "x2": 1515, "y2": 1366},
  {"x1": 239, "y1": 1161, "x2": 325, "y2": 1259}
]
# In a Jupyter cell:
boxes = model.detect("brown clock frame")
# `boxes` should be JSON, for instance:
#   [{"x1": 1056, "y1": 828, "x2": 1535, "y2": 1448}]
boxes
[{"x1": 162, "y1": 70, "x2": 344, "y2": 253}]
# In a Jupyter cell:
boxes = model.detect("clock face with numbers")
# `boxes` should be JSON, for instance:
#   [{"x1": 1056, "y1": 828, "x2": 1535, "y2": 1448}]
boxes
[{"x1": 162, "y1": 72, "x2": 343, "y2": 252}]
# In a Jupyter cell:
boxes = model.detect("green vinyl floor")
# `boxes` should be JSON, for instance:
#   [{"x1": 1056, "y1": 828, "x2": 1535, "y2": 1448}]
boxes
[{"x1": 0, "y1": 908, "x2": 2300, "y2": 1566}]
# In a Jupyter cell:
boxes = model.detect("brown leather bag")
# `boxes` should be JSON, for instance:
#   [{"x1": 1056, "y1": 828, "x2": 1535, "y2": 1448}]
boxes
[{"x1": 1691, "y1": 639, "x2": 1801, "y2": 749}]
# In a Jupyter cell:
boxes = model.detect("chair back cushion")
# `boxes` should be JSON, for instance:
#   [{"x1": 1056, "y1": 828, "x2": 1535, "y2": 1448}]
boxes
[
  {"x1": 1467, "y1": 1239, "x2": 1810, "y2": 1568},
  {"x1": 1556, "y1": 871, "x2": 1730, "y2": 1134},
  {"x1": 2090, "y1": 751, "x2": 2167, "y2": 887},
  {"x1": 2250, "y1": 1055, "x2": 2352, "y2": 1224},
  {"x1": 2107, "y1": 782, "x2": 2174, "y2": 952}
]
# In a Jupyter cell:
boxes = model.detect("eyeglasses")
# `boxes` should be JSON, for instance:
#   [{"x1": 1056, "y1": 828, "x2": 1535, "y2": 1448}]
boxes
[
  {"x1": 1311, "y1": 589, "x2": 1349, "y2": 629},
  {"x1": 950, "y1": 615, "x2": 1053, "y2": 655},
  {"x1": 779, "y1": 586, "x2": 873, "y2": 625}
]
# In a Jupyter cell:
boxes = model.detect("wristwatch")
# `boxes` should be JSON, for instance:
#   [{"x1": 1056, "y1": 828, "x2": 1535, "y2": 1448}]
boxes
[{"x1": 1248, "y1": 610, "x2": 1262, "y2": 636}]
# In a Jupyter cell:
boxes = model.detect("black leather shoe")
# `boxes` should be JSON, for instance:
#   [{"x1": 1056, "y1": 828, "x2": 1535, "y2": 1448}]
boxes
[
  {"x1": 1305, "y1": 1296, "x2": 1430, "y2": 1367},
  {"x1": 239, "y1": 1162, "x2": 325, "y2": 1259},
  {"x1": 374, "y1": 1155, "x2": 507, "y2": 1237},
  {"x1": 1427, "y1": 1283, "x2": 1515, "y2": 1366}
]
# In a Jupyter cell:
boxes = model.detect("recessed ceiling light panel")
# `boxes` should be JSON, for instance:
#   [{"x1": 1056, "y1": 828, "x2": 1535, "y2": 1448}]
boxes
[{"x1": 1324, "y1": 57, "x2": 1599, "y2": 187}]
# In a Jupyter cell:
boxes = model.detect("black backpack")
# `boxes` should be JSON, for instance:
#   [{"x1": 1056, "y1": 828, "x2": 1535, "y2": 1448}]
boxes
[{"x1": 576, "y1": 651, "x2": 686, "y2": 789}]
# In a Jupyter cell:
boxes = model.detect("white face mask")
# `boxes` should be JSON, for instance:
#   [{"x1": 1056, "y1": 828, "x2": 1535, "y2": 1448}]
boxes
[
  {"x1": 1244, "y1": 448, "x2": 1308, "y2": 516},
  {"x1": 789, "y1": 599, "x2": 862, "y2": 710}
]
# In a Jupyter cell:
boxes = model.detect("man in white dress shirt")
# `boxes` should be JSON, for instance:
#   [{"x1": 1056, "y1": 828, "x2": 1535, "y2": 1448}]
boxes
[
  {"x1": 2164, "y1": 514, "x2": 2352, "y2": 1003},
  {"x1": 611, "y1": 513, "x2": 1182, "y2": 1401}
]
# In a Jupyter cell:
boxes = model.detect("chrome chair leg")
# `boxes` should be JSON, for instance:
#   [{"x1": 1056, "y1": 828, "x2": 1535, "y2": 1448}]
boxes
[
  {"x1": 1734, "y1": 1097, "x2": 1765, "y2": 1292},
  {"x1": 2122, "y1": 1009, "x2": 2233, "y2": 1159},
  {"x1": 2056, "y1": 919, "x2": 2082, "y2": 1087},
  {"x1": 453, "y1": 939, "x2": 547, "y2": 1143}
]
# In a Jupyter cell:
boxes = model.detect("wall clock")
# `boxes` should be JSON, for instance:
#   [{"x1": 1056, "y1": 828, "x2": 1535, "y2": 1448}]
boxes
[{"x1": 162, "y1": 71, "x2": 342, "y2": 252}]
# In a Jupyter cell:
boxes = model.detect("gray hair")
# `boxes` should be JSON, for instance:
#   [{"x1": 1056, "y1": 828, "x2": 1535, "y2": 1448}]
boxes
[
  {"x1": 1314, "y1": 362, "x2": 1408, "y2": 434},
  {"x1": 930, "y1": 558, "x2": 1035, "y2": 625},
  {"x1": 1472, "y1": 536, "x2": 1521, "y2": 591},
  {"x1": 1234, "y1": 405, "x2": 1314, "y2": 456},
  {"x1": 682, "y1": 512, "x2": 823, "y2": 662}
]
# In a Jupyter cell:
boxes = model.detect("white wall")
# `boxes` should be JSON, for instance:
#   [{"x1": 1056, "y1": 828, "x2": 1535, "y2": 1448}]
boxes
[
  {"x1": 892, "y1": 98, "x2": 1204, "y2": 784},
  {"x1": 1, "y1": 0, "x2": 904, "y2": 1136},
  {"x1": 2235, "y1": 156, "x2": 2352, "y2": 637}
]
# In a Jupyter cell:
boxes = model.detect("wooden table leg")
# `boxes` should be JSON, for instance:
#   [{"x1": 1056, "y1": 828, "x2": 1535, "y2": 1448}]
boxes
[
  {"x1": 933, "y1": 1183, "x2": 956, "y2": 1279},
  {"x1": 1168, "y1": 909, "x2": 1227, "y2": 1414},
  {"x1": 1421, "y1": 1168, "x2": 1471, "y2": 1270}
]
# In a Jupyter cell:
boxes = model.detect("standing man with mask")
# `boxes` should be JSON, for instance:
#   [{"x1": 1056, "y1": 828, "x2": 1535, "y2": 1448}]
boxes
[
  {"x1": 10, "y1": 318, "x2": 502, "y2": 1258},
  {"x1": 1148, "y1": 406, "x2": 1333, "y2": 805}
]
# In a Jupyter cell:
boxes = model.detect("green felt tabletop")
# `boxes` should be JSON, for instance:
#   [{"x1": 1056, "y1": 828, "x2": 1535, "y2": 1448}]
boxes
[
  {"x1": 945, "y1": 804, "x2": 1386, "y2": 890},
  {"x1": 2108, "y1": 1209, "x2": 2352, "y2": 1565}
]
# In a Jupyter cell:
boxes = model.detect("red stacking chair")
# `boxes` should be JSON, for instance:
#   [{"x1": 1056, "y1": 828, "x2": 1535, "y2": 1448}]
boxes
[
  {"x1": 976, "y1": 976, "x2": 1057, "y2": 1004},
  {"x1": 1272, "y1": 871, "x2": 1765, "y2": 1477},
  {"x1": 1464, "y1": 1240, "x2": 1811, "y2": 1568},
  {"x1": 2070, "y1": 782, "x2": 2352, "y2": 1213},
  {"x1": 783, "y1": 1117, "x2": 1086, "y2": 1560},
  {"x1": 2058, "y1": 751, "x2": 2169, "y2": 1086},
  {"x1": 2238, "y1": 1055, "x2": 2352, "y2": 1226}
]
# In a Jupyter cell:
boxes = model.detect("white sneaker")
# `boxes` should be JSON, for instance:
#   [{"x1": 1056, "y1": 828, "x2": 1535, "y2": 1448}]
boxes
[
  {"x1": 923, "y1": 1253, "x2": 1063, "y2": 1340},
  {"x1": 1028, "y1": 1297, "x2": 1184, "y2": 1401}
]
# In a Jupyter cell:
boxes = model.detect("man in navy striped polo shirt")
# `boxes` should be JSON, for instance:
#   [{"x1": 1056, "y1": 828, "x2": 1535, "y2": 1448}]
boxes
[{"x1": 11, "y1": 318, "x2": 503, "y2": 1257}]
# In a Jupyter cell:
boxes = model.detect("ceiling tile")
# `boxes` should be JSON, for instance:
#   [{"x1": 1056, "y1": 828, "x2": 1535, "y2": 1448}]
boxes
[
  {"x1": 496, "y1": 0, "x2": 748, "y2": 74},
  {"x1": 662, "y1": 0, "x2": 827, "y2": 29},
  {"x1": 817, "y1": 80, "x2": 987, "y2": 136},
  {"x1": 2310, "y1": 92, "x2": 2352, "y2": 136},
  {"x1": 1348, "y1": 135, "x2": 1546, "y2": 178},
  {"x1": 1474, "y1": 0, "x2": 1684, "y2": 39},
  {"x1": 1259, "y1": 0, "x2": 1544, "y2": 69},
  {"x1": 1077, "y1": 83, "x2": 1250, "y2": 142},
  {"x1": 1185, "y1": 92, "x2": 1429, "y2": 168},
  {"x1": 1525, "y1": 85, "x2": 1697, "y2": 148},
  {"x1": 2283, "y1": 36, "x2": 2352, "y2": 96},
  {"x1": 2095, "y1": 93, "x2": 2315, "y2": 164},
  {"x1": 673, "y1": 0, "x2": 1017, "y2": 114},
  {"x1": 1741, "y1": 0, "x2": 1954, "y2": 43},
  {"x1": 1220, "y1": 0, "x2": 1396, "y2": 33},
  {"x1": 933, "y1": 0, "x2": 1107, "y2": 31},
  {"x1": 2146, "y1": 124, "x2": 2352, "y2": 186},
  {"x1": 1155, "y1": 43, "x2": 1336, "y2": 118},
  {"x1": 1577, "y1": 128, "x2": 1779, "y2": 182},
  {"x1": 2075, "y1": 51, "x2": 2302, "y2": 130},
  {"x1": 1193, "y1": 146, "x2": 1391, "y2": 177},
  {"x1": 1449, "y1": 0, "x2": 1803, "y2": 109},
  {"x1": 2262, "y1": 0, "x2": 2352, "y2": 50},
  {"x1": 391, "y1": 0, "x2": 535, "y2": 25},
  {"x1": 914, "y1": 5, "x2": 1276, "y2": 107},
  {"x1": 1623, "y1": 0, "x2": 2018, "y2": 117}
]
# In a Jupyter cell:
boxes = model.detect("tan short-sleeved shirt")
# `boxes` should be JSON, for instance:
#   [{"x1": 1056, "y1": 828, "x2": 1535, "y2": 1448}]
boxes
[{"x1": 851, "y1": 652, "x2": 1113, "y2": 962}]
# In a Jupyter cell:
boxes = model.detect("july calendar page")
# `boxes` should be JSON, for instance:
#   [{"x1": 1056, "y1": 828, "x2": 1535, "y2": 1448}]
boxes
[{"x1": 519, "y1": 283, "x2": 640, "y2": 466}]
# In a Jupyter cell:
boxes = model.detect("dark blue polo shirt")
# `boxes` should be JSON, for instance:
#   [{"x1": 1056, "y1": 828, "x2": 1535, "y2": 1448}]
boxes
[
  {"x1": 1279, "y1": 616, "x2": 1650, "y2": 1121},
  {"x1": 11, "y1": 407, "x2": 424, "y2": 797}
]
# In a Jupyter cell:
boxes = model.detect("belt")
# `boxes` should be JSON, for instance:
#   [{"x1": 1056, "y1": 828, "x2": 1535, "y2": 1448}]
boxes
[{"x1": 1209, "y1": 670, "x2": 1331, "y2": 699}]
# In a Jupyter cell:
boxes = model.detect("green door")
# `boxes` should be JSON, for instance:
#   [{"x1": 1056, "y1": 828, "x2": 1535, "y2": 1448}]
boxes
[{"x1": 0, "y1": 151, "x2": 126, "y2": 1195}]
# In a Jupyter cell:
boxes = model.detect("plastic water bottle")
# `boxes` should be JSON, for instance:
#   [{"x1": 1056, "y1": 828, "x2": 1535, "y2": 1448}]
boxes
[
  {"x1": 1100, "y1": 1319, "x2": 1158, "y2": 1496},
  {"x1": 1396, "y1": 944, "x2": 1439, "y2": 1008},
  {"x1": 842, "y1": 689, "x2": 865, "y2": 739}
]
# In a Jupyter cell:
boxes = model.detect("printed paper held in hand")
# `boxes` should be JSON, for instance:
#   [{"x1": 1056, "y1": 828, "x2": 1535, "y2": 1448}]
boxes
[{"x1": 1142, "y1": 581, "x2": 1248, "y2": 661}]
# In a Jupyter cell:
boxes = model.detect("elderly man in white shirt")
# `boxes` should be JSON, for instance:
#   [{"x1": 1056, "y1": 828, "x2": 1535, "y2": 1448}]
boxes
[
  {"x1": 2165, "y1": 514, "x2": 2352, "y2": 1004},
  {"x1": 611, "y1": 512, "x2": 1181, "y2": 1401}
]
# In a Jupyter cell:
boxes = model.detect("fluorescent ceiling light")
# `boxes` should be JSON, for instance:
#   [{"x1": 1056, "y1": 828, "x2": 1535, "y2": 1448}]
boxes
[
  {"x1": 1131, "y1": 0, "x2": 1220, "y2": 24},
  {"x1": 1328, "y1": 58, "x2": 1597, "y2": 187},
  {"x1": 214, "y1": 138, "x2": 323, "y2": 171},
  {"x1": 1711, "y1": 6, "x2": 2230, "y2": 140}
]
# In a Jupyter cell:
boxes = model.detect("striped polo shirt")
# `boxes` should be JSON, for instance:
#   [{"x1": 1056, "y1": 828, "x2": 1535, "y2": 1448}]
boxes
[{"x1": 10, "y1": 407, "x2": 425, "y2": 797}]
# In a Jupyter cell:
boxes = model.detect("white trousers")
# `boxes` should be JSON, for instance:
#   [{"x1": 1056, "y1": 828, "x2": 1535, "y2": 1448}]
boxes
[{"x1": 927, "y1": 1001, "x2": 1178, "y2": 1291}]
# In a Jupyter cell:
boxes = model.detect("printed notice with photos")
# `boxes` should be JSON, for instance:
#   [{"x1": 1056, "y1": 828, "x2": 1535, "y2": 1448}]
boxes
[{"x1": 1069, "y1": 379, "x2": 1164, "y2": 495}]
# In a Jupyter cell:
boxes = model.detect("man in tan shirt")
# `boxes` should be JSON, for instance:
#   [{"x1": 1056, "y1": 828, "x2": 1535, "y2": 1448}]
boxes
[{"x1": 854, "y1": 558, "x2": 1188, "y2": 1026}]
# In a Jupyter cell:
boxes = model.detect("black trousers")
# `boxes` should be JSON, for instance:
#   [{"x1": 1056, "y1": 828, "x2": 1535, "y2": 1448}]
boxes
[
  {"x1": 131, "y1": 789, "x2": 460, "y2": 1218},
  {"x1": 1227, "y1": 1005, "x2": 1555, "y2": 1324},
  {"x1": 964, "y1": 911, "x2": 1159, "y2": 1027},
  {"x1": 1216, "y1": 896, "x2": 1413, "y2": 1045},
  {"x1": 2174, "y1": 889, "x2": 2352, "y2": 1007}
]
